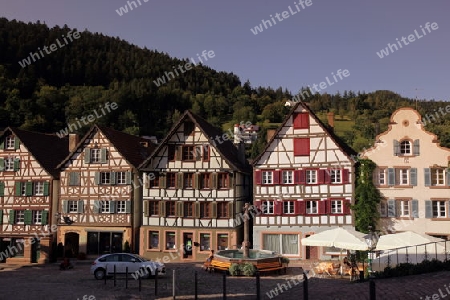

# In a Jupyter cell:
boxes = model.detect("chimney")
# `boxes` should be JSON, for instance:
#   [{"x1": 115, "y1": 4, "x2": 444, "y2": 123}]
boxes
[
  {"x1": 327, "y1": 112, "x2": 335, "y2": 130},
  {"x1": 69, "y1": 134, "x2": 79, "y2": 152},
  {"x1": 266, "y1": 129, "x2": 277, "y2": 143},
  {"x1": 233, "y1": 124, "x2": 241, "y2": 144}
]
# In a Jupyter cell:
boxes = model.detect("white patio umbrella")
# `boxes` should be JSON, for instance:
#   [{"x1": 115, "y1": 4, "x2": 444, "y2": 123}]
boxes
[
  {"x1": 375, "y1": 231, "x2": 444, "y2": 251},
  {"x1": 301, "y1": 227, "x2": 369, "y2": 251}
]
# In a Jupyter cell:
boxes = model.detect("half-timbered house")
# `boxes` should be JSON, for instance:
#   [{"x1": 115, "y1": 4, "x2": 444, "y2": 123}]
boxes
[
  {"x1": 252, "y1": 102, "x2": 356, "y2": 260},
  {"x1": 56, "y1": 125, "x2": 154, "y2": 257},
  {"x1": 139, "y1": 111, "x2": 252, "y2": 262},
  {"x1": 0, "y1": 127, "x2": 68, "y2": 263}
]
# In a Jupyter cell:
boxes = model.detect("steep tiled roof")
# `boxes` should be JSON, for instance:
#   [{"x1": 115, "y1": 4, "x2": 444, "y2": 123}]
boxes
[
  {"x1": 139, "y1": 110, "x2": 252, "y2": 173},
  {"x1": 252, "y1": 101, "x2": 357, "y2": 166},
  {"x1": 3, "y1": 127, "x2": 69, "y2": 178}
]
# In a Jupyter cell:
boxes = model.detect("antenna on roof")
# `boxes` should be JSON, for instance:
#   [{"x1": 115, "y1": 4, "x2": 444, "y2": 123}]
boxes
[{"x1": 414, "y1": 88, "x2": 423, "y2": 110}]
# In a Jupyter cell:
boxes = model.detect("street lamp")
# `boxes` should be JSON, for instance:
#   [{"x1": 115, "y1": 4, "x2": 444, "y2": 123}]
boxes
[{"x1": 365, "y1": 226, "x2": 379, "y2": 278}]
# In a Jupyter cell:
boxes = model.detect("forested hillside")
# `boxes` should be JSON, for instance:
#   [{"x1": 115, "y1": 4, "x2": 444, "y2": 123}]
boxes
[{"x1": 0, "y1": 18, "x2": 448, "y2": 157}]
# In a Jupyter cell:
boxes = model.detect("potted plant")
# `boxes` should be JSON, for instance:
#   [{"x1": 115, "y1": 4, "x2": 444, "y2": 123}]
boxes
[{"x1": 229, "y1": 263, "x2": 241, "y2": 276}]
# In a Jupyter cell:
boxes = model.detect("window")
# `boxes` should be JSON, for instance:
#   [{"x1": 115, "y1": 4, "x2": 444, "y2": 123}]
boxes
[
  {"x1": 68, "y1": 200, "x2": 78, "y2": 213},
  {"x1": 218, "y1": 173, "x2": 229, "y2": 189},
  {"x1": 380, "y1": 201, "x2": 388, "y2": 217},
  {"x1": 263, "y1": 234, "x2": 299, "y2": 255},
  {"x1": 91, "y1": 148, "x2": 101, "y2": 163},
  {"x1": 200, "y1": 202, "x2": 210, "y2": 218},
  {"x1": 202, "y1": 144, "x2": 210, "y2": 161},
  {"x1": 20, "y1": 183, "x2": 26, "y2": 196},
  {"x1": 398, "y1": 200, "x2": 410, "y2": 217},
  {"x1": 217, "y1": 233, "x2": 228, "y2": 250},
  {"x1": 15, "y1": 210, "x2": 25, "y2": 224},
  {"x1": 184, "y1": 202, "x2": 193, "y2": 217},
  {"x1": 100, "y1": 201, "x2": 111, "y2": 213},
  {"x1": 282, "y1": 171, "x2": 293, "y2": 184},
  {"x1": 32, "y1": 210, "x2": 42, "y2": 224},
  {"x1": 396, "y1": 168, "x2": 409, "y2": 185},
  {"x1": 182, "y1": 146, "x2": 195, "y2": 161},
  {"x1": 200, "y1": 173, "x2": 210, "y2": 189},
  {"x1": 68, "y1": 172, "x2": 81, "y2": 186},
  {"x1": 100, "y1": 172, "x2": 111, "y2": 185},
  {"x1": 306, "y1": 201, "x2": 318, "y2": 214},
  {"x1": 306, "y1": 170, "x2": 317, "y2": 184},
  {"x1": 263, "y1": 200, "x2": 274, "y2": 214},
  {"x1": 432, "y1": 201, "x2": 446, "y2": 218},
  {"x1": 116, "y1": 172, "x2": 126, "y2": 185},
  {"x1": 217, "y1": 202, "x2": 228, "y2": 218},
  {"x1": 200, "y1": 233, "x2": 211, "y2": 251},
  {"x1": 184, "y1": 122, "x2": 195, "y2": 136},
  {"x1": 293, "y1": 113, "x2": 309, "y2": 129},
  {"x1": 166, "y1": 202, "x2": 176, "y2": 216},
  {"x1": 330, "y1": 169, "x2": 342, "y2": 184},
  {"x1": 149, "y1": 174, "x2": 159, "y2": 188},
  {"x1": 377, "y1": 168, "x2": 386, "y2": 185},
  {"x1": 149, "y1": 231, "x2": 159, "y2": 249},
  {"x1": 34, "y1": 182, "x2": 44, "y2": 196},
  {"x1": 5, "y1": 136, "x2": 15, "y2": 149},
  {"x1": 294, "y1": 138, "x2": 310, "y2": 156},
  {"x1": 400, "y1": 140, "x2": 411, "y2": 155},
  {"x1": 149, "y1": 201, "x2": 159, "y2": 215},
  {"x1": 168, "y1": 145, "x2": 176, "y2": 161},
  {"x1": 5, "y1": 157, "x2": 15, "y2": 171},
  {"x1": 262, "y1": 171, "x2": 273, "y2": 184},
  {"x1": 167, "y1": 173, "x2": 176, "y2": 188},
  {"x1": 9, "y1": 239, "x2": 25, "y2": 257},
  {"x1": 116, "y1": 201, "x2": 126, "y2": 213},
  {"x1": 184, "y1": 173, "x2": 194, "y2": 189},
  {"x1": 431, "y1": 169, "x2": 445, "y2": 186},
  {"x1": 283, "y1": 201, "x2": 295, "y2": 214},
  {"x1": 331, "y1": 200, "x2": 343, "y2": 214},
  {"x1": 165, "y1": 232, "x2": 176, "y2": 250}
]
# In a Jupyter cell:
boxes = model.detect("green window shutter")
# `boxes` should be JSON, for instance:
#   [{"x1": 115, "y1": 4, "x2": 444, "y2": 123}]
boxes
[
  {"x1": 125, "y1": 172, "x2": 132, "y2": 184},
  {"x1": 387, "y1": 199, "x2": 396, "y2": 217},
  {"x1": 94, "y1": 201, "x2": 100, "y2": 213},
  {"x1": 15, "y1": 182, "x2": 21, "y2": 196},
  {"x1": 0, "y1": 210, "x2": 3, "y2": 224},
  {"x1": 211, "y1": 202, "x2": 217, "y2": 218},
  {"x1": 387, "y1": 168, "x2": 395, "y2": 186},
  {"x1": 41, "y1": 210, "x2": 48, "y2": 225},
  {"x1": 78, "y1": 200, "x2": 84, "y2": 213},
  {"x1": 13, "y1": 158, "x2": 20, "y2": 171},
  {"x1": 84, "y1": 148, "x2": 91, "y2": 163},
  {"x1": 0, "y1": 158, "x2": 4, "y2": 171},
  {"x1": 125, "y1": 201, "x2": 131, "y2": 213},
  {"x1": 69, "y1": 172, "x2": 80, "y2": 186},
  {"x1": 411, "y1": 200, "x2": 419, "y2": 218},
  {"x1": 229, "y1": 173, "x2": 235, "y2": 188},
  {"x1": 228, "y1": 201, "x2": 234, "y2": 219},
  {"x1": 413, "y1": 139, "x2": 420, "y2": 156},
  {"x1": 100, "y1": 148, "x2": 107, "y2": 163},
  {"x1": 176, "y1": 146, "x2": 183, "y2": 161},
  {"x1": 0, "y1": 140, "x2": 3, "y2": 149},
  {"x1": 110, "y1": 172, "x2": 116, "y2": 185},
  {"x1": 8, "y1": 210, "x2": 15, "y2": 224},
  {"x1": 159, "y1": 173, "x2": 166, "y2": 188},
  {"x1": 424, "y1": 168, "x2": 431, "y2": 186},
  {"x1": 143, "y1": 200, "x2": 149, "y2": 217},
  {"x1": 94, "y1": 172, "x2": 100, "y2": 185},
  {"x1": 194, "y1": 202, "x2": 200, "y2": 218},
  {"x1": 159, "y1": 200, "x2": 166, "y2": 217},
  {"x1": 26, "y1": 182, "x2": 33, "y2": 196},
  {"x1": 447, "y1": 170, "x2": 450, "y2": 187},
  {"x1": 211, "y1": 173, "x2": 218, "y2": 189},
  {"x1": 177, "y1": 173, "x2": 183, "y2": 189},
  {"x1": 63, "y1": 200, "x2": 69, "y2": 213},
  {"x1": 425, "y1": 200, "x2": 432, "y2": 218},
  {"x1": 0, "y1": 182, "x2": 4, "y2": 196},
  {"x1": 410, "y1": 168, "x2": 417, "y2": 186},
  {"x1": 110, "y1": 201, "x2": 116, "y2": 213},
  {"x1": 43, "y1": 182, "x2": 50, "y2": 196},
  {"x1": 14, "y1": 137, "x2": 20, "y2": 150},
  {"x1": 24, "y1": 210, "x2": 32, "y2": 225},
  {"x1": 194, "y1": 173, "x2": 200, "y2": 189},
  {"x1": 393, "y1": 140, "x2": 399, "y2": 156},
  {"x1": 176, "y1": 201, "x2": 183, "y2": 217}
]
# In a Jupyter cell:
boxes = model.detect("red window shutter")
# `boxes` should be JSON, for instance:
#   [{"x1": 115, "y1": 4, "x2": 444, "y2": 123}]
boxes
[
  {"x1": 294, "y1": 138, "x2": 310, "y2": 156},
  {"x1": 343, "y1": 200, "x2": 351, "y2": 214},
  {"x1": 318, "y1": 201, "x2": 326, "y2": 215},
  {"x1": 255, "y1": 170, "x2": 261, "y2": 185},
  {"x1": 318, "y1": 170, "x2": 325, "y2": 184},
  {"x1": 343, "y1": 169, "x2": 350, "y2": 184},
  {"x1": 296, "y1": 201, "x2": 305, "y2": 215},
  {"x1": 324, "y1": 169, "x2": 331, "y2": 184},
  {"x1": 275, "y1": 201, "x2": 282, "y2": 215},
  {"x1": 254, "y1": 200, "x2": 262, "y2": 213},
  {"x1": 299, "y1": 170, "x2": 306, "y2": 184},
  {"x1": 273, "y1": 170, "x2": 280, "y2": 184},
  {"x1": 301, "y1": 113, "x2": 309, "y2": 128}
]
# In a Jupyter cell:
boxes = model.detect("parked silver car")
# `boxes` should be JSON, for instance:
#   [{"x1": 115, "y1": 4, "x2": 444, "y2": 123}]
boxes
[{"x1": 90, "y1": 253, "x2": 165, "y2": 280}]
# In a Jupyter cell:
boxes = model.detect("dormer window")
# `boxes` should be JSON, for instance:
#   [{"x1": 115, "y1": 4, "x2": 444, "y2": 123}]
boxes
[
  {"x1": 5, "y1": 136, "x2": 16, "y2": 149},
  {"x1": 394, "y1": 139, "x2": 419, "y2": 156},
  {"x1": 400, "y1": 140, "x2": 411, "y2": 155}
]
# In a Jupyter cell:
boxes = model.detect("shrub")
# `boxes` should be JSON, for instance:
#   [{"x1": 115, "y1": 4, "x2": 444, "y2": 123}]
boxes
[
  {"x1": 229, "y1": 263, "x2": 240, "y2": 276},
  {"x1": 241, "y1": 263, "x2": 257, "y2": 276}
]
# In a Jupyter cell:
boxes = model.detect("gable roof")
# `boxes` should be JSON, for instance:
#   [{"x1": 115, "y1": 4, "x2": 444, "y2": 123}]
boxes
[
  {"x1": 252, "y1": 101, "x2": 357, "y2": 166},
  {"x1": 2, "y1": 127, "x2": 69, "y2": 178},
  {"x1": 139, "y1": 110, "x2": 252, "y2": 173},
  {"x1": 57, "y1": 125, "x2": 155, "y2": 169}
]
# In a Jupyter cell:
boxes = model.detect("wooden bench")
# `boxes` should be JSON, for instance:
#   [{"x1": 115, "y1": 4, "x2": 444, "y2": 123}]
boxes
[
  {"x1": 210, "y1": 260, "x2": 231, "y2": 272},
  {"x1": 256, "y1": 260, "x2": 286, "y2": 274}
]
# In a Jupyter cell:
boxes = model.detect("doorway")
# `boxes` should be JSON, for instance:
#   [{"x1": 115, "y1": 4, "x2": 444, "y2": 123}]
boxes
[
  {"x1": 183, "y1": 233, "x2": 193, "y2": 259},
  {"x1": 31, "y1": 238, "x2": 40, "y2": 263},
  {"x1": 64, "y1": 232, "x2": 80, "y2": 258},
  {"x1": 305, "y1": 234, "x2": 318, "y2": 260}
]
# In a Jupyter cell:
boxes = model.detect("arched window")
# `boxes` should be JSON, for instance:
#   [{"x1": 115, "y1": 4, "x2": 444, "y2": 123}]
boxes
[{"x1": 400, "y1": 140, "x2": 411, "y2": 155}]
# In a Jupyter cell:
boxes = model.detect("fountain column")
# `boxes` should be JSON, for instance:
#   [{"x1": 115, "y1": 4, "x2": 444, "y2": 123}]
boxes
[{"x1": 242, "y1": 203, "x2": 251, "y2": 258}]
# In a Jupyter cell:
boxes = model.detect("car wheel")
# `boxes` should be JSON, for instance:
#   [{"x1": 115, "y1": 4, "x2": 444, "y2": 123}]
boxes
[
  {"x1": 94, "y1": 268, "x2": 106, "y2": 280},
  {"x1": 144, "y1": 267, "x2": 154, "y2": 279}
]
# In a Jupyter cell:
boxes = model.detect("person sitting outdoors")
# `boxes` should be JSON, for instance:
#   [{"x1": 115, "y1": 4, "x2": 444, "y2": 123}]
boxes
[
  {"x1": 206, "y1": 250, "x2": 214, "y2": 262},
  {"x1": 203, "y1": 250, "x2": 214, "y2": 271},
  {"x1": 59, "y1": 257, "x2": 73, "y2": 270}
]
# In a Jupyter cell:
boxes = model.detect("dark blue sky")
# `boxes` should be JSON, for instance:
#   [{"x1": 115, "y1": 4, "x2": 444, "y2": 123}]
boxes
[{"x1": 2, "y1": 0, "x2": 449, "y2": 101}]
